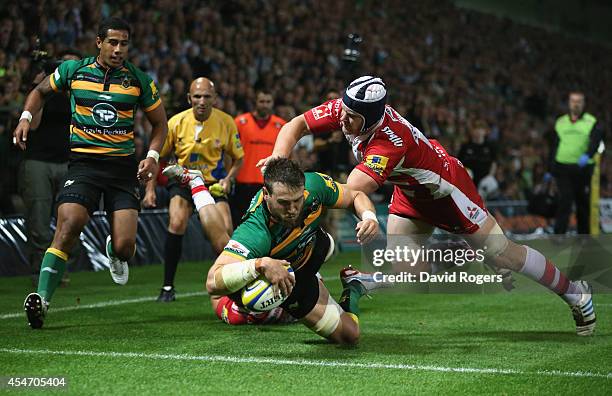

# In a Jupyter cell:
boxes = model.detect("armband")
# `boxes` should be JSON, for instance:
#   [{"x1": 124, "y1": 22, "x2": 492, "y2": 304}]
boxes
[
  {"x1": 218, "y1": 258, "x2": 260, "y2": 292},
  {"x1": 20, "y1": 111, "x2": 33, "y2": 123}
]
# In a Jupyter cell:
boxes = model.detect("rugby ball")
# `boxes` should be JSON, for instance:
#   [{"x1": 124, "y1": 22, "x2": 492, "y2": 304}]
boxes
[{"x1": 241, "y1": 266, "x2": 295, "y2": 312}]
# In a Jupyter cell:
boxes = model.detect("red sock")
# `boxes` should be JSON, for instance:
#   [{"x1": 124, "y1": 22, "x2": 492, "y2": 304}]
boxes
[{"x1": 215, "y1": 296, "x2": 249, "y2": 325}]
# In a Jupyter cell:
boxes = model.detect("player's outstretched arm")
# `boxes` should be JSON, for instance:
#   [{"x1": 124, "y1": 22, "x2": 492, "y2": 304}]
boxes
[
  {"x1": 334, "y1": 182, "x2": 380, "y2": 245},
  {"x1": 256, "y1": 114, "x2": 310, "y2": 171},
  {"x1": 12, "y1": 75, "x2": 53, "y2": 150},
  {"x1": 346, "y1": 167, "x2": 380, "y2": 194},
  {"x1": 206, "y1": 254, "x2": 294, "y2": 296},
  {"x1": 138, "y1": 105, "x2": 168, "y2": 183}
]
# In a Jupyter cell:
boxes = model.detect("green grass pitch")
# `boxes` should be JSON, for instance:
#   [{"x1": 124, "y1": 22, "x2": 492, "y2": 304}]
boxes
[{"x1": 0, "y1": 252, "x2": 610, "y2": 395}]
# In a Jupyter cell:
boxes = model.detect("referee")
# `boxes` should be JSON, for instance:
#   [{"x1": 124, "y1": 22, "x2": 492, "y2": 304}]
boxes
[{"x1": 551, "y1": 91, "x2": 604, "y2": 235}]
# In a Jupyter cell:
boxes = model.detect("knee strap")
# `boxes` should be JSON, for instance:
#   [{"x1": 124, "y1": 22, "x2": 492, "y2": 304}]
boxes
[
  {"x1": 324, "y1": 231, "x2": 335, "y2": 263},
  {"x1": 483, "y1": 223, "x2": 509, "y2": 258},
  {"x1": 311, "y1": 300, "x2": 341, "y2": 337}
]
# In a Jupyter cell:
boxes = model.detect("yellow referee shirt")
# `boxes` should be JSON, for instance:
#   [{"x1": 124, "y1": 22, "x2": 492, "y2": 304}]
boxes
[{"x1": 161, "y1": 108, "x2": 244, "y2": 183}]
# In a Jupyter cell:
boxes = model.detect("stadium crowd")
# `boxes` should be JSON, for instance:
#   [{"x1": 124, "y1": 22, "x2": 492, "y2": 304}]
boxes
[{"x1": 0, "y1": 0, "x2": 610, "y2": 216}]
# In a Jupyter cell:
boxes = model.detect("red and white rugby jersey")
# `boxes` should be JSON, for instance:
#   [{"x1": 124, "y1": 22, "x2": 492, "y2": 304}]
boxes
[{"x1": 304, "y1": 99, "x2": 459, "y2": 200}]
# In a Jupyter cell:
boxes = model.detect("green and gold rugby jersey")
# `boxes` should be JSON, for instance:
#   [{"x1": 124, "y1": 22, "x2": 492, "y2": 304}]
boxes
[
  {"x1": 223, "y1": 172, "x2": 344, "y2": 270},
  {"x1": 50, "y1": 56, "x2": 161, "y2": 157}
]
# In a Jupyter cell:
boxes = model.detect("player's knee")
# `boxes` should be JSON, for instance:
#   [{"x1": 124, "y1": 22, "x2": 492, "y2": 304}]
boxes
[
  {"x1": 168, "y1": 214, "x2": 189, "y2": 234},
  {"x1": 338, "y1": 324, "x2": 360, "y2": 345},
  {"x1": 55, "y1": 216, "x2": 86, "y2": 243},
  {"x1": 112, "y1": 237, "x2": 136, "y2": 261},
  {"x1": 482, "y1": 223, "x2": 509, "y2": 259}
]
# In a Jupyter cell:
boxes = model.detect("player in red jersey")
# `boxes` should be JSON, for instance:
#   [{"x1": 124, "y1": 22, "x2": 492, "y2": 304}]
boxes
[{"x1": 258, "y1": 76, "x2": 596, "y2": 336}]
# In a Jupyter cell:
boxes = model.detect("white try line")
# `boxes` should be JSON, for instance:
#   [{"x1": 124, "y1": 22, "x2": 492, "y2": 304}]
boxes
[
  {"x1": 0, "y1": 348, "x2": 610, "y2": 380},
  {"x1": 0, "y1": 277, "x2": 342, "y2": 320},
  {"x1": 0, "y1": 291, "x2": 208, "y2": 320},
  {"x1": 1, "y1": 281, "x2": 608, "y2": 320}
]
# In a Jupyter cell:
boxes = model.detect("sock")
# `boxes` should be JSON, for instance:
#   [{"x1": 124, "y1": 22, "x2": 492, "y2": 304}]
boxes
[
  {"x1": 37, "y1": 248, "x2": 68, "y2": 302},
  {"x1": 215, "y1": 296, "x2": 249, "y2": 325},
  {"x1": 189, "y1": 177, "x2": 215, "y2": 211},
  {"x1": 339, "y1": 281, "x2": 365, "y2": 316},
  {"x1": 520, "y1": 245, "x2": 580, "y2": 305},
  {"x1": 163, "y1": 232, "x2": 183, "y2": 287}
]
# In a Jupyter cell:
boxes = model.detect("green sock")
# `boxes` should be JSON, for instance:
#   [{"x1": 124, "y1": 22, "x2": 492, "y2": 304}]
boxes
[
  {"x1": 107, "y1": 238, "x2": 115, "y2": 258},
  {"x1": 339, "y1": 282, "x2": 365, "y2": 316},
  {"x1": 37, "y1": 248, "x2": 67, "y2": 302}
]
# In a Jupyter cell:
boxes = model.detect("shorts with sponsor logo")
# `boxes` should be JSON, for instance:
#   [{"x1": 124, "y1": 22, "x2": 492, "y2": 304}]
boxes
[
  {"x1": 389, "y1": 159, "x2": 487, "y2": 234},
  {"x1": 228, "y1": 227, "x2": 331, "y2": 319},
  {"x1": 57, "y1": 156, "x2": 140, "y2": 215}
]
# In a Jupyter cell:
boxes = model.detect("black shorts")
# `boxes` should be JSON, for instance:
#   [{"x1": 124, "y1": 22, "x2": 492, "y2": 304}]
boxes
[
  {"x1": 167, "y1": 180, "x2": 228, "y2": 205},
  {"x1": 57, "y1": 156, "x2": 140, "y2": 215},
  {"x1": 280, "y1": 228, "x2": 332, "y2": 318},
  {"x1": 229, "y1": 227, "x2": 332, "y2": 319}
]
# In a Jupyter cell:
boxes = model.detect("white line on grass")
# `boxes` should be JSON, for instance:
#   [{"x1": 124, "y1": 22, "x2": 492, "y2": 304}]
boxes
[
  {"x1": 0, "y1": 277, "x2": 342, "y2": 320},
  {"x1": 0, "y1": 291, "x2": 208, "y2": 320},
  {"x1": 0, "y1": 348, "x2": 610, "y2": 379}
]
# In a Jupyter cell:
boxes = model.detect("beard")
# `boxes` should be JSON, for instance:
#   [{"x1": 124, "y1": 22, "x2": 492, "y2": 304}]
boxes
[{"x1": 269, "y1": 211, "x2": 301, "y2": 228}]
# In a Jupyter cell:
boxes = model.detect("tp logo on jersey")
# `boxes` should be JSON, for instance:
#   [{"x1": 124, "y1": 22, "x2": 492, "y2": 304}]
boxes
[
  {"x1": 364, "y1": 155, "x2": 389, "y2": 176},
  {"x1": 92, "y1": 103, "x2": 118, "y2": 127}
]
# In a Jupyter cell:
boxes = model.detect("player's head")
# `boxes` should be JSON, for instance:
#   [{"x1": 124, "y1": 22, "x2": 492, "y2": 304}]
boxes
[
  {"x1": 568, "y1": 91, "x2": 585, "y2": 117},
  {"x1": 263, "y1": 158, "x2": 305, "y2": 227},
  {"x1": 188, "y1": 77, "x2": 217, "y2": 121},
  {"x1": 58, "y1": 49, "x2": 82, "y2": 61},
  {"x1": 341, "y1": 76, "x2": 387, "y2": 135},
  {"x1": 254, "y1": 89, "x2": 274, "y2": 119},
  {"x1": 96, "y1": 17, "x2": 130, "y2": 69},
  {"x1": 326, "y1": 89, "x2": 340, "y2": 100}
]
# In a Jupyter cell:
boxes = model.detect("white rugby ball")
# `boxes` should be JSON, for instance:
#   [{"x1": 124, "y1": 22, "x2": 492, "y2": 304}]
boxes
[{"x1": 241, "y1": 266, "x2": 295, "y2": 312}]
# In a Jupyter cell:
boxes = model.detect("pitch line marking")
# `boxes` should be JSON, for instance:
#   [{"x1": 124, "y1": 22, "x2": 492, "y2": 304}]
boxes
[
  {"x1": 0, "y1": 291, "x2": 208, "y2": 320},
  {"x1": 0, "y1": 348, "x2": 610, "y2": 379},
  {"x1": 0, "y1": 277, "x2": 342, "y2": 320}
]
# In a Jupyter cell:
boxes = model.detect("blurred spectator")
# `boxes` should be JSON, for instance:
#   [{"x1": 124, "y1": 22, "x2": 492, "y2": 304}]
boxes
[
  {"x1": 313, "y1": 90, "x2": 352, "y2": 179},
  {"x1": 550, "y1": 91, "x2": 605, "y2": 234},
  {"x1": 0, "y1": 0, "x2": 611, "y2": 216},
  {"x1": 231, "y1": 89, "x2": 285, "y2": 228},
  {"x1": 18, "y1": 50, "x2": 82, "y2": 286},
  {"x1": 458, "y1": 119, "x2": 497, "y2": 187}
]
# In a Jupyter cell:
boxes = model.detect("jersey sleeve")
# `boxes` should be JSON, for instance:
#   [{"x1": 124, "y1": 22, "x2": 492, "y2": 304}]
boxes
[
  {"x1": 306, "y1": 172, "x2": 343, "y2": 207},
  {"x1": 302, "y1": 99, "x2": 342, "y2": 134},
  {"x1": 49, "y1": 59, "x2": 80, "y2": 92},
  {"x1": 355, "y1": 135, "x2": 406, "y2": 186},
  {"x1": 222, "y1": 217, "x2": 271, "y2": 261},
  {"x1": 224, "y1": 116, "x2": 244, "y2": 160},
  {"x1": 135, "y1": 69, "x2": 162, "y2": 112}
]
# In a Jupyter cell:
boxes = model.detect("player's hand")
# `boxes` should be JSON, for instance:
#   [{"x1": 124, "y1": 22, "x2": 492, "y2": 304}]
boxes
[
  {"x1": 218, "y1": 177, "x2": 232, "y2": 195},
  {"x1": 355, "y1": 219, "x2": 380, "y2": 245},
  {"x1": 257, "y1": 257, "x2": 295, "y2": 297},
  {"x1": 12, "y1": 120, "x2": 30, "y2": 150},
  {"x1": 255, "y1": 155, "x2": 280, "y2": 175},
  {"x1": 143, "y1": 189, "x2": 157, "y2": 208},
  {"x1": 137, "y1": 157, "x2": 158, "y2": 184}
]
